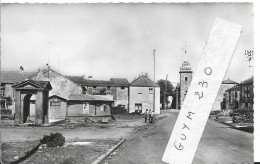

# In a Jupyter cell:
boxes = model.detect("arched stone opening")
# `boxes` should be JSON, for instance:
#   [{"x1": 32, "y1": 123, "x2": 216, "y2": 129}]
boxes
[{"x1": 12, "y1": 80, "x2": 52, "y2": 125}]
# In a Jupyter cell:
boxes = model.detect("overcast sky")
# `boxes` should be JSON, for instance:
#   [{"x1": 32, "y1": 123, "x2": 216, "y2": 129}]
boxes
[{"x1": 1, "y1": 3, "x2": 254, "y2": 85}]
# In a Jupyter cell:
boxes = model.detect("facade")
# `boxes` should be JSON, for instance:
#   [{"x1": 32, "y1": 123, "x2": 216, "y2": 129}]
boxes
[
  {"x1": 30, "y1": 67, "x2": 83, "y2": 99},
  {"x1": 179, "y1": 57, "x2": 193, "y2": 107},
  {"x1": 239, "y1": 76, "x2": 254, "y2": 109},
  {"x1": 66, "y1": 76, "x2": 129, "y2": 109},
  {"x1": 1, "y1": 70, "x2": 36, "y2": 111},
  {"x1": 212, "y1": 79, "x2": 238, "y2": 111},
  {"x1": 129, "y1": 74, "x2": 160, "y2": 114},
  {"x1": 223, "y1": 76, "x2": 254, "y2": 110},
  {"x1": 224, "y1": 85, "x2": 240, "y2": 110}
]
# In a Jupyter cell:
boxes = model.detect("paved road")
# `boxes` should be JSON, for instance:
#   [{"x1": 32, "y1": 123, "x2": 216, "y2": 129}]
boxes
[{"x1": 103, "y1": 110, "x2": 253, "y2": 164}]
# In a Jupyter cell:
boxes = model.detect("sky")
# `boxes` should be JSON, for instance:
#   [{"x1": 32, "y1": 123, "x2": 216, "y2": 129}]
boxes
[{"x1": 1, "y1": 3, "x2": 254, "y2": 85}]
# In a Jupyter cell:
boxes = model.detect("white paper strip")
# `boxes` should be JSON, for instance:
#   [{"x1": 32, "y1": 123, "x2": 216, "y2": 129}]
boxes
[{"x1": 162, "y1": 18, "x2": 242, "y2": 164}]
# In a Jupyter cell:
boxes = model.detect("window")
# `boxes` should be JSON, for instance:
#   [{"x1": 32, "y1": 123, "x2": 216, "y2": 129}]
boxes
[
  {"x1": 50, "y1": 102, "x2": 61, "y2": 108},
  {"x1": 121, "y1": 86, "x2": 125, "y2": 90},
  {"x1": 101, "y1": 105, "x2": 108, "y2": 112},
  {"x1": 235, "y1": 92, "x2": 237, "y2": 98},
  {"x1": 244, "y1": 86, "x2": 250, "y2": 98},
  {"x1": 1, "y1": 87, "x2": 5, "y2": 97},
  {"x1": 93, "y1": 86, "x2": 97, "y2": 89},
  {"x1": 184, "y1": 77, "x2": 188, "y2": 81},
  {"x1": 149, "y1": 88, "x2": 153, "y2": 91}
]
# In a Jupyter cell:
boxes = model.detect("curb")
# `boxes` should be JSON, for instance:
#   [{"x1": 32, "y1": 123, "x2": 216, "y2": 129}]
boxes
[{"x1": 91, "y1": 138, "x2": 126, "y2": 164}]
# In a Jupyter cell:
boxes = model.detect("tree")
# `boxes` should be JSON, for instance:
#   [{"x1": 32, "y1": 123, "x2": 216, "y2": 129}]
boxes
[{"x1": 157, "y1": 79, "x2": 175, "y2": 109}]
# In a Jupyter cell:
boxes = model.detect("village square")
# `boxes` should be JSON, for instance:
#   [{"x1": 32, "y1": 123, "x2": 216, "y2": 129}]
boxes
[{"x1": 1, "y1": 3, "x2": 254, "y2": 164}]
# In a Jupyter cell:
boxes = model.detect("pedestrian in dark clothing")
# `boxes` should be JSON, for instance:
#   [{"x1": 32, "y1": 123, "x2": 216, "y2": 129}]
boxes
[{"x1": 144, "y1": 109, "x2": 149, "y2": 123}]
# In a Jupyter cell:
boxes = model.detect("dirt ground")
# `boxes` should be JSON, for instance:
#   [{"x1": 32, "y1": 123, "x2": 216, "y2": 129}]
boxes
[
  {"x1": 1, "y1": 113, "x2": 168, "y2": 163},
  {"x1": 1, "y1": 139, "x2": 119, "y2": 164}
]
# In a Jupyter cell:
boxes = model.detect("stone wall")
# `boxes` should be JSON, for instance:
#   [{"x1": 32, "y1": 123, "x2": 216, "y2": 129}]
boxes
[
  {"x1": 48, "y1": 97, "x2": 67, "y2": 120},
  {"x1": 212, "y1": 83, "x2": 236, "y2": 111},
  {"x1": 180, "y1": 72, "x2": 192, "y2": 107},
  {"x1": 31, "y1": 69, "x2": 82, "y2": 99},
  {"x1": 112, "y1": 87, "x2": 128, "y2": 108}
]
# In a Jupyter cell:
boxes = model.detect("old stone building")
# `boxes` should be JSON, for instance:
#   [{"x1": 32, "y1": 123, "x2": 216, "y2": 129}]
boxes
[
  {"x1": 212, "y1": 79, "x2": 238, "y2": 111},
  {"x1": 129, "y1": 74, "x2": 160, "y2": 114},
  {"x1": 223, "y1": 76, "x2": 254, "y2": 110},
  {"x1": 1, "y1": 69, "x2": 36, "y2": 111},
  {"x1": 66, "y1": 76, "x2": 129, "y2": 109},
  {"x1": 179, "y1": 54, "x2": 193, "y2": 107}
]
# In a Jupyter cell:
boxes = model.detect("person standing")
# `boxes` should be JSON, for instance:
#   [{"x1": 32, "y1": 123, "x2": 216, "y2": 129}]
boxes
[
  {"x1": 144, "y1": 109, "x2": 149, "y2": 123},
  {"x1": 148, "y1": 110, "x2": 152, "y2": 123},
  {"x1": 150, "y1": 111, "x2": 155, "y2": 124}
]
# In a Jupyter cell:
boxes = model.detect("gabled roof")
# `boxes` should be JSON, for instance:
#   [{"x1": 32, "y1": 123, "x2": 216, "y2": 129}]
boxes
[
  {"x1": 69, "y1": 94, "x2": 113, "y2": 102},
  {"x1": 83, "y1": 80, "x2": 114, "y2": 87},
  {"x1": 12, "y1": 80, "x2": 52, "y2": 90},
  {"x1": 65, "y1": 75, "x2": 85, "y2": 85},
  {"x1": 110, "y1": 78, "x2": 129, "y2": 87},
  {"x1": 222, "y1": 78, "x2": 238, "y2": 84},
  {"x1": 1, "y1": 71, "x2": 36, "y2": 84},
  {"x1": 130, "y1": 75, "x2": 159, "y2": 87},
  {"x1": 238, "y1": 76, "x2": 254, "y2": 86}
]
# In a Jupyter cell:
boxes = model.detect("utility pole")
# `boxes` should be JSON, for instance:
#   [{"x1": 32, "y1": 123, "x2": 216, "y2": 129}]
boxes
[
  {"x1": 153, "y1": 49, "x2": 156, "y2": 112},
  {"x1": 164, "y1": 74, "x2": 168, "y2": 112}
]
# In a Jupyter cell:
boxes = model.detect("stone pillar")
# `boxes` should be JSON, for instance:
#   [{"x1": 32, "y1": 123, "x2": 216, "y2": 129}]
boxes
[
  {"x1": 35, "y1": 91, "x2": 43, "y2": 125},
  {"x1": 14, "y1": 91, "x2": 21, "y2": 125}
]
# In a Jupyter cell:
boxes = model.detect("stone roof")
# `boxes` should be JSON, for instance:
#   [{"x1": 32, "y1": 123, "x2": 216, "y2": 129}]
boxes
[
  {"x1": 69, "y1": 94, "x2": 113, "y2": 102},
  {"x1": 12, "y1": 80, "x2": 52, "y2": 90},
  {"x1": 222, "y1": 78, "x2": 238, "y2": 84},
  {"x1": 110, "y1": 78, "x2": 129, "y2": 86},
  {"x1": 66, "y1": 76, "x2": 129, "y2": 87},
  {"x1": 238, "y1": 76, "x2": 254, "y2": 86},
  {"x1": 65, "y1": 75, "x2": 85, "y2": 84},
  {"x1": 130, "y1": 75, "x2": 159, "y2": 87},
  {"x1": 1, "y1": 71, "x2": 36, "y2": 84}
]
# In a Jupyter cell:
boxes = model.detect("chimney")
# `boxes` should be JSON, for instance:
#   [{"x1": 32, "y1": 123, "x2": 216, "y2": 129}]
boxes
[
  {"x1": 88, "y1": 76, "x2": 93, "y2": 80},
  {"x1": 145, "y1": 73, "x2": 148, "y2": 78},
  {"x1": 20, "y1": 66, "x2": 24, "y2": 72}
]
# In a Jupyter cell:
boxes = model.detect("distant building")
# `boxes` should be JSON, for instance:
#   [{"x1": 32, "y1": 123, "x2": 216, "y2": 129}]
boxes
[
  {"x1": 1, "y1": 69, "x2": 36, "y2": 111},
  {"x1": 1, "y1": 66, "x2": 114, "y2": 123},
  {"x1": 66, "y1": 76, "x2": 129, "y2": 109},
  {"x1": 179, "y1": 53, "x2": 192, "y2": 108},
  {"x1": 223, "y1": 76, "x2": 254, "y2": 110},
  {"x1": 129, "y1": 74, "x2": 160, "y2": 114},
  {"x1": 212, "y1": 79, "x2": 238, "y2": 111},
  {"x1": 238, "y1": 76, "x2": 254, "y2": 109}
]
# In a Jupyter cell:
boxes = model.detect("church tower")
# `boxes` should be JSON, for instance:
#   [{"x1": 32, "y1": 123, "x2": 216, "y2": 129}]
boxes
[{"x1": 179, "y1": 44, "x2": 193, "y2": 108}]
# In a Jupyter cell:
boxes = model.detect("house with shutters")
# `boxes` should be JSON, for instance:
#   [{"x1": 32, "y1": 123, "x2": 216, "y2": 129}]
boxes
[{"x1": 129, "y1": 74, "x2": 160, "y2": 114}]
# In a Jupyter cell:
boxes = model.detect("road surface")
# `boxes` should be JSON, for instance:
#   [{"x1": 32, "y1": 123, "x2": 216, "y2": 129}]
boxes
[{"x1": 103, "y1": 110, "x2": 253, "y2": 164}]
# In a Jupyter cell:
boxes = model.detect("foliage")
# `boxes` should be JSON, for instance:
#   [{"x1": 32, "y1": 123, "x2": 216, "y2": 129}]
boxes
[
  {"x1": 6, "y1": 96, "x2": 13, "y2": 106},
  {"x1": 40, "y1": 133, "x2": 65, "y2": 147},
  {"x1": 111, "y1": 105, "x2": 128, "y2": 115},
  {"x1": 231, "y1": 107, "x2": 254, "y2": 123},
  {"x1": 157, "y1": 79, "x2": 175, "y2": 108},
  {"x1": 99, "y1": 88, "x2": 107, "y2": 95}
]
